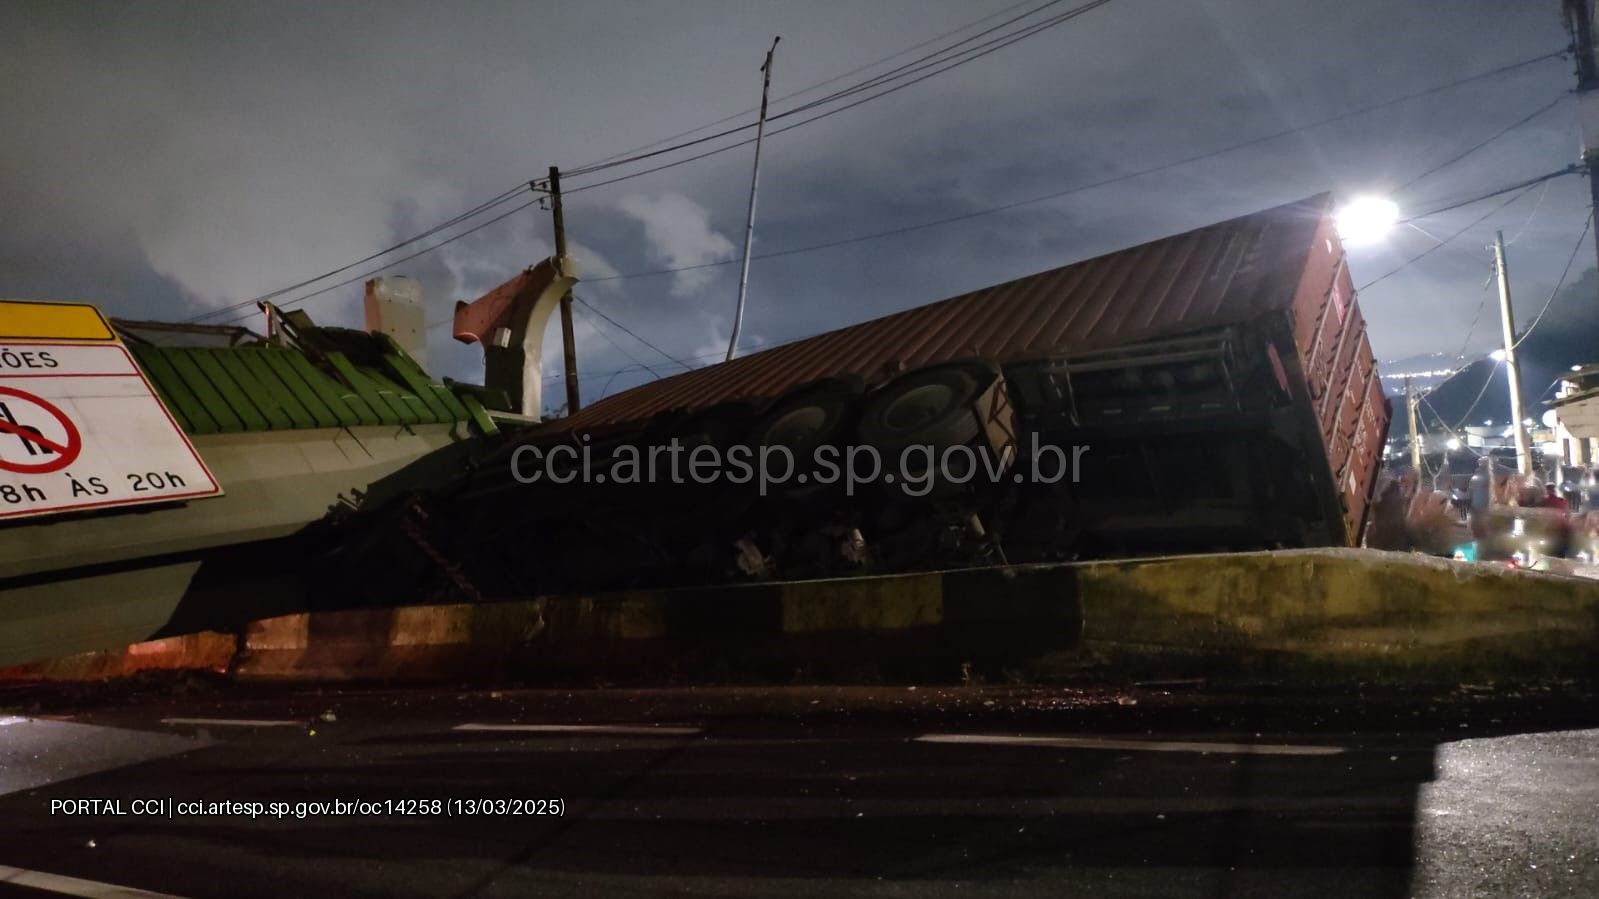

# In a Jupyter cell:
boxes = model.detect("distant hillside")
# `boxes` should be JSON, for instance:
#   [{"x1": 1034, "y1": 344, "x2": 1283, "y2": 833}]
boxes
[{"x1": 1383, "y1": 267, "x2": 1599, "y2": 436}]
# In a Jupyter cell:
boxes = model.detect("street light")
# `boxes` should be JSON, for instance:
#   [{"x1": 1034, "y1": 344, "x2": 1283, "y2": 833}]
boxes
[
  {"x1": 1490, "y1": 348, "x2": 1508, "y2": 362},
  {"x1": 1334, "y1": 196, "x2": 1401, "y2": 246}
]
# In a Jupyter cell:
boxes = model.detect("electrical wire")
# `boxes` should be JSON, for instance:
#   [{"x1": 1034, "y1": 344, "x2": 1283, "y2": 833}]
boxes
[
  {"x1": 586, "y1": 59, "x2": 1577, "y2": 284},
  {"x1": 1451, "y1": 278, "x2": 1497, "y2": 362},
  {"x1": 568, "y1": 174, "x2": 1583, "y2": 384},
  {"x1": 560, "y1": 0, "x2": 1110, "y2": 179},
  {"x1": 186, "y1": 183, "x2": 536, "y2": 323},
  {"x1": 1419, "y1": 394, "x2": 1485, "y2": 460},
  {"x1": 571, "y1": 0, "x2": 1054, "y2": 170},
  {"x1": 572, "y1": 306, "x2": 668, "y2": 380},
  {"x1": 207, "y1": 0, "x2": 1122, "y2": 322},
  {"x1": 1448, "y1": 361, "x2": 1504, "y2": 433},
  {"x1": 1358, "y1": 180, "x2": 1547, "y2": 292},
  {"x1": 1396, "y1": 92, "x2": 1569, "y2": 194},
  {"x1": 1513, "y1": 210, "x2": 1594, "y2": 349},
  {"x1": 1397, "y1": 202, "x2": 1592, "y2": 408},
  {"x1": 210, "y1": 195, "x2": 543, "y2": 326},
  {"x1": 1504, "y1": 176, "x2": 1553, "y2": 246},
  {"x1": 597, "y1": 364, "x2": 660, "y2": 401},
  {"x1": 571, "y1": 295, "x2": 694, "y2": 371},
  {"x1": 209, "y1": 46, "x2": 1568, "y2": 328},
  {"x1": 219, "y1": 45, "x2": 1567, "y2": 317},
  {"x1": 562, "y1": 0, "x2": 1120, "y2": 196},
  {"x1": 1401, "y1": 164, "x2": 1579, "y2": 222}
]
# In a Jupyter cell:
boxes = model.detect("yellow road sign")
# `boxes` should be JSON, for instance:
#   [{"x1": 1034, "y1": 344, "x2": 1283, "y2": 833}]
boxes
[{"x1": 0, "y1": 300, "x2": 117, "y2": 343}]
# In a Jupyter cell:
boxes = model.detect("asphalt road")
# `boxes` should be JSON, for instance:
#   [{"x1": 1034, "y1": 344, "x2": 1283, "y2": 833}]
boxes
[{"x1": 0, "y1": 682, "x2": 1596, "y2": 898}]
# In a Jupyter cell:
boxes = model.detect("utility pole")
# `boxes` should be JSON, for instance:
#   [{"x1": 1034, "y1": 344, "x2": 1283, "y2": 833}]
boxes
[
  {"x1": 547, "y1": 166, "x2": 581, "y2": 414},
  {"x1": 1406, "y1": 376, "x2": 1424, "y2": 475},
  {"x1": 726, "y1": 36, "x2": 780, "y2": 364},
  {"x1": 1493, "y1": 230, "x2": 1533, "y2": 475},
  {"x1": 1562, "y1": 0, "x2": 1599, "y2": 271}
]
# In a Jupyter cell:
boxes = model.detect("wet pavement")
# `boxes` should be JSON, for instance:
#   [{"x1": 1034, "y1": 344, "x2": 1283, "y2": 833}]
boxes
[{"x1": 0, "y1": 681, "x2": 1596, "y2": 897}]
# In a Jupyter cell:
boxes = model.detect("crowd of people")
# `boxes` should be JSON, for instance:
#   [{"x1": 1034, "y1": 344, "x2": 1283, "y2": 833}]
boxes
[{"x1": 1368, "y1": 455, "x2": 1599, "y2": 565}]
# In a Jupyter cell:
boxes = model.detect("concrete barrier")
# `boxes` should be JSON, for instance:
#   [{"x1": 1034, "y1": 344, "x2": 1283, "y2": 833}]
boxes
[
  {"x1": 7, "y1": 549, "x2": 1597, "y2": 685},
  {"x1": 0, "y1": 631, "x2": 236, "y2": 682},
  {"x1": 232, "y1": 565, "x2": 1083, "y2": 682},
  {"x1": 1066, "y1": 548, "x2": 1599, "y2": 680}
]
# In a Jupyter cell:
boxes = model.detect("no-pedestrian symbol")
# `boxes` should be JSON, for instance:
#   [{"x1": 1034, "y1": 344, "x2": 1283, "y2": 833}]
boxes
[
  {"x1": 0, "y1": 338, "x2": 221, "y2": 520},
  {"x1": 0, "y1": 385, "x2": 83, "y2": 475}
]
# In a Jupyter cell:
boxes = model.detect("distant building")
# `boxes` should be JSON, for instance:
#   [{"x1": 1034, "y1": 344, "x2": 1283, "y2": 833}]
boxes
[{"x1": 1546, "y1": 364, "x2": 1599, "y2": 466}]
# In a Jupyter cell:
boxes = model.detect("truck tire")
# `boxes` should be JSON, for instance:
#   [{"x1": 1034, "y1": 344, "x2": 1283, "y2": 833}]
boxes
[
  {"x1": 746, "y1": 376, "x2": 862, "y2": 453},
  {"x1": 858, "y1": 362, "x2": 998, "y2": 450}
]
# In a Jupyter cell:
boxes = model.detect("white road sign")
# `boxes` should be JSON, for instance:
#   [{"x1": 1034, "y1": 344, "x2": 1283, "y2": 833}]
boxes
[{"x1": 0, "y1": 342, "x2": 222, "y2": 520}]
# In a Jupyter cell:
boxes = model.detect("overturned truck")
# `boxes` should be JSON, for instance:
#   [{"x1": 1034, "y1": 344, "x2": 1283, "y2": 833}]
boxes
[{"x1": 343, "y1": 193, "x2": 1390, "y2": 601}]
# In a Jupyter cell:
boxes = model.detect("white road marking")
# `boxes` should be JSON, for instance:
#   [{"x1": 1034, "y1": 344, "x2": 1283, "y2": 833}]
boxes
[
  {"x1": 160, "y1": 718, "x2": 301, "y2": 728},
  {"x1": 1, "y1": 720, "x2": 207, "y2": 798},
  {"x1": 0, "y1": 865, "x2": 188, "y2": 898},
  {"x1": 453, "y1": 723, "x2": 702, "y2": 735},
  {"x1": 915, "y1": 733, "x2": 1344, "y2": 756}
]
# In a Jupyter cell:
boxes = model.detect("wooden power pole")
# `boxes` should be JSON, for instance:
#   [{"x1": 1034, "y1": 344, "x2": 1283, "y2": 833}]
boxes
[
  {"x1": 1494, "y1": 231, "x2": 1533, "y2": 475},
  {"x1": 547, "y1": 166, "x2": 581, "y2": 414},
  {"x1": 1406, "y1": 376, "x2": 1423, "y2": 475}
]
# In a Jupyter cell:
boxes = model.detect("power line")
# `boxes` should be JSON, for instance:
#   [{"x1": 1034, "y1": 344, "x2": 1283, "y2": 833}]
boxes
[
  {"x1": 1359, "y1": 176, "x2": 1560, "y2": 292},
  {"x1": 561, "y1": 0, "x2": 1110, "y2": 180},
  {"x1": 1504, "y1": 176, "x2": 1554, "y2": 246},
  {"x1": 583, "y1": 54, "x2": 1574, "y2": 284},
  {"x1": 1437, "y1": 362, "x2": 1503, "y2": 433},
  {"x1": 212, "y1": 45, "x2": 1567, "y2": 325},
  {"x1": 1513, "y1": 210, "x2": 1594, "y2": 349},
  {"x1": 1452, "y1": 277, "x2": 1497, "y2": 362},
  {"x1": 573, "y1": 163, "x2": 1580, "y2": 386},
  {"x1": 211, "y1": 195, "x2": 544, "y2": 326},
  {"x1": 571, "y1": 305, "x2": 668, "y2": 380},
  {"x1": 569, "y1": 47, "x2": 1566, "y2": 199},
  {"x1": 543, "y1": 325, "x2": 835, "y2": 388},
  {"x1": 572, "y1": 295, "x2": 693, "y2": 371},
  {"x1": 561, "y1": 0, "x2": 1121, "y2": 196},
  {"x1": 571, "y1": 0, "x2": 1053, "y2": 170},
  {"x1": 595, "y1": 166, "x2": 1557, "y2": 291},
  {"x1": 1418, "y1": 394, "x2": 1486, "y2": 460},
  {"x1": 1402, "y1": 164, "x2": 1579, "y2": 221},
  {"x1": 209, "y1": 0, "x2": 1121, "y2": 322},
  {"x1": 187, "y1": 183, "x2": 537, "y2": 324},
  {"x1": 596, "y1": 363, "x2": 663, "y2": 400},
  {"x1": 1397, "y1": 92, "x2": 1569, "y2": 194}
]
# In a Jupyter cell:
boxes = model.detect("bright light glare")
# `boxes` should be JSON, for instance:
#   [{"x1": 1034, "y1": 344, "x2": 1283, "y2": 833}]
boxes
[
  {"x1": 1490, "y1": 348, "x2": 1508, "y2": 362},
  {"x1": 1446, "y1": 438, "x2": 1461, "y2": 451},
  {"x1": 1334, "y1": 196, "x2": 1400, "y2": 246}
]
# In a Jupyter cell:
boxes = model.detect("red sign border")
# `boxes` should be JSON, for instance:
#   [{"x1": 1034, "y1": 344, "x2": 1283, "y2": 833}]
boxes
[
  {"x1": 0, "y1": 386, "x2": 83, "y2": 474},
  {"x1": 0, "y1": 343, "x2": 223, "y2": 519}
]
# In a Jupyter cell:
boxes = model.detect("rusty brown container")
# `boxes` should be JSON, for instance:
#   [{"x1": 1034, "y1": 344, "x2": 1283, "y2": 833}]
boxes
[
  {"x1": 1277, "y1": 206, "x2": 1392, "y2": 544},
  {"x1": 534, "y1": 193, "x2": 1391, "y2": 548}
]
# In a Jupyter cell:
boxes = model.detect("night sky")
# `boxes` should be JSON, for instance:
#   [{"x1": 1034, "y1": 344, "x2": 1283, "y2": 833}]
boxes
[{"x1": 2, "y1": 0, "x2": 1591, "y2": 412}]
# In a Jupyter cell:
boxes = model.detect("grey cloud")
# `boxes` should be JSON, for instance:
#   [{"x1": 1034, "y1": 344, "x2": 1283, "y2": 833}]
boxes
[
  {"x1": 0, "y1": 0, "x2": 1590, "y2": 399},
  {"x1": 615, "y1": 192, "x2": 738, "y2": 297}
]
